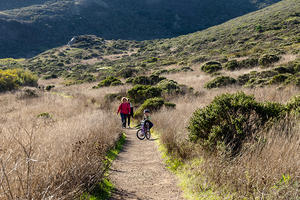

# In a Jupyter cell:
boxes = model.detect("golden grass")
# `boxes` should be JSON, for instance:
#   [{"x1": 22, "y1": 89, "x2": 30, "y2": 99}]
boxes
[
  {"x1": 152, "y1": 85, "x2": 300, "y2": 199},
  {"x1": 0, "y1": 86, "x2": 122, "y2": 199}
]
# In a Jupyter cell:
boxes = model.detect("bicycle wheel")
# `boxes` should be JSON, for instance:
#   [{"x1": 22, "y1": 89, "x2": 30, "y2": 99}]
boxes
[
  {"x1": 136, "y1": 129, "x2": 145, "y2": 140},
  {"x1": 144, "y1": 122, "x2": 151, "y2": 140}
]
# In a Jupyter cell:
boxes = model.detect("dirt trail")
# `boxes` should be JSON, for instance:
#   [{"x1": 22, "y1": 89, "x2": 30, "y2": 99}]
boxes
[{"x1": 109, "y1": 129, "x2": 184, "y2": 200}]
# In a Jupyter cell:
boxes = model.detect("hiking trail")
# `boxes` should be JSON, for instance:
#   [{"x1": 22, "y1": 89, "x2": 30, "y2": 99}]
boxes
[{"x1": 108, "y1": 128, "x2": 184, "y2": 200}]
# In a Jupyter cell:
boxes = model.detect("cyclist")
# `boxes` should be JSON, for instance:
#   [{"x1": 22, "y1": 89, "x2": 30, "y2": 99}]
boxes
[{"x1": 143, "y1": 109, "x2": 153, "y2": 130}]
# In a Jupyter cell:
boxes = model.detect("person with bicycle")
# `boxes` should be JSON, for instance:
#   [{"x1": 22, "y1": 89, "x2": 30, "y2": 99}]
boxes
[
  {"x1": 143, "y1": 109, "x2": 153, "y2": 130},
  {"x1": 136, "y1": 109, "x2": 153, "y2": 140}
]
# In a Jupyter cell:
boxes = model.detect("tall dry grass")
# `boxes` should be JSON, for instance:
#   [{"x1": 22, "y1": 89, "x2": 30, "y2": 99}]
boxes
[
  {"x1": 153, "y1": 85, "x2": 300, "y2": 199},
  {"x1": 0, "y1": 87, "x2": 122, "y2": 199}
]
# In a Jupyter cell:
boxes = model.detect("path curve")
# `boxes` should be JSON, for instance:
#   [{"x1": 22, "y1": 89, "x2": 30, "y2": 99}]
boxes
[{"x1": 109, "y1": 128, "x2": 184, "y2": 200}]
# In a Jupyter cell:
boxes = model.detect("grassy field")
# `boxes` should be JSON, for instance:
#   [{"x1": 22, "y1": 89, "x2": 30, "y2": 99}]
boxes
[{"x1": 0, "y1": 83, "x2": 126, "y2": 199}]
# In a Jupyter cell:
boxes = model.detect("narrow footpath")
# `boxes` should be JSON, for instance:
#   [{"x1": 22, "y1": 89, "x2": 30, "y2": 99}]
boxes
[{"x1": 108, "y1": 128, "x2": 184, "y2": 200}]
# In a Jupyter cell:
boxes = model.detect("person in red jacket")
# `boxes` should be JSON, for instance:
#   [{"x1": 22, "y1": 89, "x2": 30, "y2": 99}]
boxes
[{"x1": 117, "y1": 97, "x2": 131, "y2": 128}]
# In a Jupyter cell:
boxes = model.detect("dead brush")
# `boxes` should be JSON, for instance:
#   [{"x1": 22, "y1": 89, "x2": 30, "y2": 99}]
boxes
[{"x1": 0, "y1": 90, "x2": 122, "y2": 199}]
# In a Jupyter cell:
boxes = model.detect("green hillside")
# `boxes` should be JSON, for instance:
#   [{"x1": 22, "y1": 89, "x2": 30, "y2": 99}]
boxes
[
  {"x1": 0, "y1": 0, "x2": 280, "y2": 58},
  {"x1": 11, "y1": 0, "x2": 297, "y2": 87}
]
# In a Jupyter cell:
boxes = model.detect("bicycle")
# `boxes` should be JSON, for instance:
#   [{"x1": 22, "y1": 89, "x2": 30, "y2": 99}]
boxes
[{"x1": 136, "y1": 120, "x2": 151, "y2": 140}]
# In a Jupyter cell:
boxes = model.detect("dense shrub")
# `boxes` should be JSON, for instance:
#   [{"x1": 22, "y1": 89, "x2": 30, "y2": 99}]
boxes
[
  {"x1": 201, "y1": 61, "x2": 222, "y2": 73},
  {"x1": 0, "y1": 68, "x2": 38, "y2": 92},
  {"x1": 131, "y1": 75, "x2": 165, "y2": 85},
  {"x1": 286, "y1": 95, "x2": 300, "y2": 115},
  {"x1": 95, "y1": 76, "x2": 123, "y2": 88},
  {"x1": 127, "y1": 85, "x2": 162, "y2": 104},
  {"x1": 224, "y1": 60, "x2": 239, "y2": 70},
  {"x1": 204, "y1": 76, "x2": 236, "y2": 89},
  {"x1": 117, "y1": 68, "x2": 138, "y2": 78},
  {"x1": 134, "y1": 97, "x2": 165, "y2": 118},
  {"x1": 188, "y1": 92, "x2": 285, "y2": 154},
  {"x1": 157, "y1": 79, "x2": 181, "y2": 94},
  {"x1": 259, "y1": 54, "x2": 280, "y2": 66},
  {"x1": 239, "y1": 57, "x2": 258, "y2": 68},
  {"x1": 164, "y1": 102, "x2": 176, "y2": 109},
  {"x1": 269, "y1": 74, "x2": 291, "y2": 84},
  {"x1": 225, "y1": 58, "x2": 259, "y2": 71}
]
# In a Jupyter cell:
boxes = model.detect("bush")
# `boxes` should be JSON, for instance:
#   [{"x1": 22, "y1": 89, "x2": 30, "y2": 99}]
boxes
[
  {"x1": 269, "y1": 74, "x2": 290, "y2": 84},
  {"x1": 131, "y1": 75, "x2": 165, "y2": 85},
  {"x1": 224, "y1": 60, "x2": 239, "y2": 70},
  {"x1": 201, "y1": 61, "x2": 222, "y2": 73},
  {"x1": 204, "y1": 76, "x2": 236, "y2": 89},
  {"x1": 157, "y1": 79, "x2": 181, "y2": 94},
  {"x1": 239, "y1": 58, "x2": 258, "y2": 68},
  {"x1": 286, "y1": 95, "x2": 300, "y2": 115},
  {"x1": 127, "y1": 85, "x2": 162, "y2": 104},
  {"x1": 117, "y1": 68, "x2": 138, "y2": 78},
  {"x1": 259, "y1": 54, "x2": 280, "y2": 66},
  {"x1": 164, "y1": 102, "x2": 176, "y2": 109},
  {"x1": 0, "y1": 68, "x2": 38, "y2": 92},
  {"x1": 188, "y1": 92, "x2": 285, "y2": 154},
  {"x1": 96, "y1": 76, "x2": 123, "y2": 88},
  {"x1": 134, "y1": 98, "x2": 165, "y2": 118}
]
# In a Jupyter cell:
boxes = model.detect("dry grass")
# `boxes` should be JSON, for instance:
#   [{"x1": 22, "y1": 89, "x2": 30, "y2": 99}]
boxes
[
  {"x1": 153, "y1": 85, "x2": 300, "y2": 199},
  {"x1": 0, "y1": 87, "x2": 122, "y2": 199}
]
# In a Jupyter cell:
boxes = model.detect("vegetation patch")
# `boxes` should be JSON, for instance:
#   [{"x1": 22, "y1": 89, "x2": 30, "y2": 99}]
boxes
[
  {"x1": 94, "y1": 76, "x2": 123, "y2": 88},
  {"x1": 134, "y1": 97, "x2": 165, "y2": 118},
  {"x1": 200, "y1": 61, "x2": 222, "y2": 74},
  {"x1": 258, "y1": 54, "x2": 280, "y2": 66},
  {"x1": 0, "y1": 68, "x2": 38, "y2": 92},
  {"x1": 204, "y1": 76, "x2": 236, "y2": 89},
  {"x1": 82, "y1": 134, "x2": 126, "y2": 200},
  {"x1": 127, "y1": 85, "x2": 162, "y2": 104},
  {"x1": 188, "y1": 92, "x2": 285, "y2": 154}
]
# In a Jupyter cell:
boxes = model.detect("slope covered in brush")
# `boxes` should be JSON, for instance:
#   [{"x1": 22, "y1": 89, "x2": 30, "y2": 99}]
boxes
[
  {"x1": 0, "y1": 0, "x2": 280, "y2": 58},
  {"x1": 14, "y1": 0, "x2": 298, "y2": 87}
]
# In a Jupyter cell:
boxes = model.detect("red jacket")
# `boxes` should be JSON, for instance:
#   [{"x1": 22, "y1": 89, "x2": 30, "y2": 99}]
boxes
[{"x1": 118, "y1": 102, "x2": 131, "y2": 114}]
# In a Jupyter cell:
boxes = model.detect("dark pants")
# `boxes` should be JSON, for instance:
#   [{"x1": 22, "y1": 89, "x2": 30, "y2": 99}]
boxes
[
  {"x1": 128, "y1": 107, "x2": 134, "y2": 127},
  {"x1": 120, "y1": 113, "x2": 127, "y2": 128}
]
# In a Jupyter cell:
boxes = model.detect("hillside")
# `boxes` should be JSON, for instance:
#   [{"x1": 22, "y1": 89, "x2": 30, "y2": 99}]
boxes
[
  {"x1": 13, "y1": 0, "x2": 298, "y2": 88},
  {"x1": 0, "y1": 0, "x2": 280, "y2": 58}
]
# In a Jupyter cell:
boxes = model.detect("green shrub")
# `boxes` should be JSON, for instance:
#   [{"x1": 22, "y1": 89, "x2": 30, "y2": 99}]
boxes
[
  {"x1": 96, "y1": 76, "x2": 123, "y2": 88},
  {"x1": 273, "y1": 66, "x2": 294, "y2": 74},
  {"x1": 131, "y1": 75, "x2": 165, "y2": 85},
  {"x1": 134, "y1": 97, "x2": 165, "y2": 118},
  {"x1": 37, "y1": 112, "x2": 52, "y2": 119},
  {"x1": 224, "y1": 60, "x2": 239, "y2": 70},
  {"x1": 286, "y1": 95, "x2": 300, "y2": 115},
  {"x1": 0, "y1": 68, "x2": 38, "y2": 92},
  {"x1": 117, "y1": 68, "x2": 138, "y2": 78},
  {"x1": 204, "y1": 76, "x2": 236, "y2": 89},
  {"x1": 201, "y1": 61, "x2": 222, "y2": 73},
  {"x1": 127, "y1": 85, "x2": 162, "y2": 104},
  {"x1": 259, "y1": 54, "x2": 280, "y2": 66},
  {"x1": 164, "y1": 102, "x2": 176, "y2": 109},
  {"x1": 188, "y1": 92, "x2": 285, "y2": 154},
  {"x1": 157, "y1": 79, "x2": 181, "y2": 94},
  {"x1": 269, "y1": 74, "x2": 291, "y2": 84},
  {"x1": 42, "y1": 74, "x2": 58, "y2": 80},
  {"x1": 239, "y1": 58, "x2": 258, "y2": 68}
]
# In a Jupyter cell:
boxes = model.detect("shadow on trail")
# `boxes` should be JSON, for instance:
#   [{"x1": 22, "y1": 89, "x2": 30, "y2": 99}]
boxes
[{"x1": 110, "y1": 188, "x2": 143, "y2": 200}]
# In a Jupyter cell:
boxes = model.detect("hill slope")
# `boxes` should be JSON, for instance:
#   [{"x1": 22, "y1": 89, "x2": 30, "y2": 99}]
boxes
[
  {"x1": 0, "y1": 0, "x2": 280, "y2": 58},
  {"x1": 18, "y1": 0, "x2": 298, "y2": 84}
]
